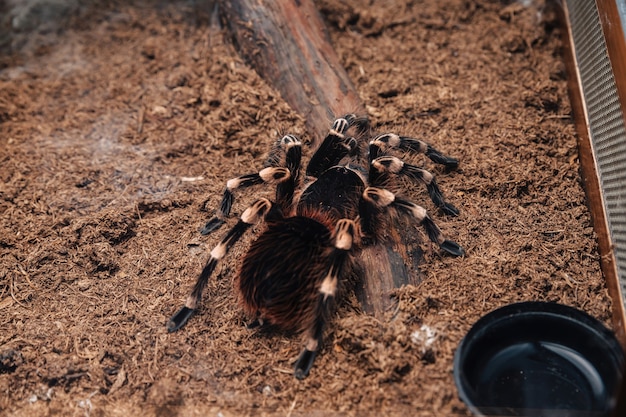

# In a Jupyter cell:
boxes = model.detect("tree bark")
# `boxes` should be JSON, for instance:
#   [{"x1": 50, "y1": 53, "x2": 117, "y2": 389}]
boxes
[
  {"x1": 219, "y1": 0, "x2": 362, "y2": 137},
  {"x1": 219, "y1": 0, "x2": 420, "y2": 317}
]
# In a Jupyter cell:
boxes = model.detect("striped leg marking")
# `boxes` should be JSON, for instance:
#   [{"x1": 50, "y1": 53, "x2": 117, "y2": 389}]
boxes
[
  {"x1": 370, "y1": 133, "x2": 459, "y2": 168},
  {"x1": 168, "y1": 199, "x2": 273, "y2": 332},
  {"x1": 307, "y1": 117, "x2": 358, "y2": 178},
  {"x1": 201, "y1": 167, "x2": 290, "y2": 235},
  {"x1": 363, "y1": 187, "x2": 464, "y2": 257},
  {"x1": 371, "y1": 155, "x2": 459, "y2": 216},
  {"x1": 294, "y1": 219, "x2": 355, "y2": 379}
]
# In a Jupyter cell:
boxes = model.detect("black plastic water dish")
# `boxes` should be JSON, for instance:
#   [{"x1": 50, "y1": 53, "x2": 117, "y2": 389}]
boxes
[{"x1": 454, "y1": 302, "x2": 625, "y2": 417}]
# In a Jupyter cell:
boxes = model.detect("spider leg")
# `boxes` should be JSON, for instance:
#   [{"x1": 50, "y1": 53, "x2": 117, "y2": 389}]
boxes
[
  {"x1": 274, "y1": 135, "x2": 302, "y2": 213},
  {"x1": 294, "y1": 219, "x2": 355, "y2": 379},
  {"x1": 306, "y1": 116, "x2": 358, "y2": 178},
  {"x1": 263, "y1": 134, "x2": 302, "y2": 173},
  {"x1": 168, "y1": 198, "x2": 275, "y2": 332},
  {"x1": 201, "y1": 135, "x2": 301, "y2": 235},
  {"x1": 362, "y1": 187, "x2": 464, "y2": 257},
  {"x1": 369, "y1": 133, "x2": 459, "y2": 168},
  {"x1": 370, "y1": 155, "x2": 459, "y2": 216},
  {"x1": 201, "y1": 166, "x2": 291, "y2": 235}
]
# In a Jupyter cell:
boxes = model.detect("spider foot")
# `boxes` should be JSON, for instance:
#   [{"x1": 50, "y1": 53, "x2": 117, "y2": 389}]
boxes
[
  {"x1": 441, "y1": 202, "x2": 460, "y2": 217},
  {"x1": 440, "y1": 240, "x2": 465, "y2": 257},
  {"x1": 201, "y1": 217, "x2": 225, "y2": 235},
  {"x1": 294, "y1": 348, "x2": 317, "y2": 380},
  {"x1": 426, "y1": 182, "x2": 459, "y2": 217},
  {"x1": 426, "y1": 149, "x2": 459, "y2": 169},
  {"x1": 167, "y1": 306, "x2": 196, "y2": 332}
]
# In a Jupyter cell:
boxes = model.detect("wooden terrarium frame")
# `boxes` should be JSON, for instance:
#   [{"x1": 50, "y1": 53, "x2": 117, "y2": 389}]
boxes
[{"x1": 560, "y1": 0, "x2": 626, "y2": 347}]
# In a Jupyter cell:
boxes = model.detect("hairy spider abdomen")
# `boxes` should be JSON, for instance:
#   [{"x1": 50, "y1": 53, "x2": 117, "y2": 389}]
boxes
[{"x1": 237, "y1": 216, "x2": 342, "y2": 333}]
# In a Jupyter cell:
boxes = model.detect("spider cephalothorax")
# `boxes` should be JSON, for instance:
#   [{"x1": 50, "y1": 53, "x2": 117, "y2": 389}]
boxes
[{"x1": 167, "y1": 114, "x2": 464, "y2": 379}]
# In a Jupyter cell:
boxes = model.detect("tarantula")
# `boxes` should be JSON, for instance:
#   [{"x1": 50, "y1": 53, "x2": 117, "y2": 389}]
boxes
[{"x1": 167, "y1": 114, "x2": 464, "y2": 379}]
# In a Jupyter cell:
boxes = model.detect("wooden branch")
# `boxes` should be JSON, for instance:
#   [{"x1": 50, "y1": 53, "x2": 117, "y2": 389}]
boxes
[
  {"x1": 219, "y1": 0, "x2": 420, "y2": 317},
  {"x1": 218, "y1": 0, "x2": 362, "y2": 139}
]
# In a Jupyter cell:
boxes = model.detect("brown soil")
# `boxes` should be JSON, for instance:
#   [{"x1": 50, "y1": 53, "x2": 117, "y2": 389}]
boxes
[{"x1": 0, "y1": 0, "x2": 613, "y2": 416}]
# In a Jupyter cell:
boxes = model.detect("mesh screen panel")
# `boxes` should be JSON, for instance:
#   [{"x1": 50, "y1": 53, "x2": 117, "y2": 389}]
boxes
[{"x1": 566, "y1": 0, "x2": 626, "y2": 311}]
